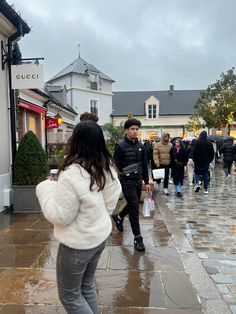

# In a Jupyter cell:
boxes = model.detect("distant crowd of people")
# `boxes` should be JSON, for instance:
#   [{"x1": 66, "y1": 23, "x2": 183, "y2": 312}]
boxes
[{"x1": 143, "y1": 131, "x2": 236, "y2": 197}]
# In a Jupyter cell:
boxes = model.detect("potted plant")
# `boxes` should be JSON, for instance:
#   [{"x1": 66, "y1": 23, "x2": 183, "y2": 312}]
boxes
[{"x1": 13, "y1": 131, "x2": 49, "y2": 213}]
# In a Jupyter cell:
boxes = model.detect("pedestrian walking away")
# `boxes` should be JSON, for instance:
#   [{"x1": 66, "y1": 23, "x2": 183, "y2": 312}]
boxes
[
  {"x1": 36, "y1": 121, "x2": 121, "y2": 314},
  {"x1": 153, "y1": 132, "x2": 172, "y2": 195},
  {"x1": 220, "y1": 138, "x2": 235, "y2": 181},
  {"x1": 113, "y1": 118, "x2": 151, "y2": 252},
  {"x1": 193, "y1": 130, "x2": 214, "y2": 194},
  {"x1": 170, "y1": 139, "x2": 188, "y2": 197}
]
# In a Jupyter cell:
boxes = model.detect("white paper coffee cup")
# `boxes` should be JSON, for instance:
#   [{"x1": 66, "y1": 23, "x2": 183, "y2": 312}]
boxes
[{"x1": 50, "y1": 169, "x2": 58, "y2": 180}]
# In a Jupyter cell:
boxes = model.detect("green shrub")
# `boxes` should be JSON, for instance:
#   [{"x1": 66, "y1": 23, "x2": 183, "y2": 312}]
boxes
[
  {"x1": 14, "y1": 131, "x2": 49, "y2": 185},
  {"x1": 47, "y1": 143, "x2": 66, "y2": 169},
  {"x1": 106, "y1": 143, "x2": 116, "y2": 156}
]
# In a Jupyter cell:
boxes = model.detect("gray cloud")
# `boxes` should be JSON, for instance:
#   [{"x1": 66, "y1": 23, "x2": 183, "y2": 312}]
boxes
[{"x1": 13, "y1": 0, "x2": 236, "y2": 91}]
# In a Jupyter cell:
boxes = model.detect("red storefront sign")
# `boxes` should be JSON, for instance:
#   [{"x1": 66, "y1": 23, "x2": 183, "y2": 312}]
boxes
[
  {"x1": 18, "y1": 100, "x2": 46, "y2": 114},
  {"x1": 46, "y1": 118, "x2": 59, "y2": 129}
]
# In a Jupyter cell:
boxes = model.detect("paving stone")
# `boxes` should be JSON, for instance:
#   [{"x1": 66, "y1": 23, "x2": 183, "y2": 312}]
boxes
[
  {"x1": 0, "y1": 268, "x2": 58, "y2": 304},
  {"x1": 219, "y1": 260, "x2": 236, "y2": 267},
  {"x1": 228, "y1": 283, "x2": 236, "y2": 292},
  {"x1": 161, "y1": 271, "x2": 201, "y2": 309},
  {"x1": 216, "y1": 284, "x2": 230, "y2": 294},
  {"x1": 223, "y1": 293, "x2": 236, "y2": 304},
  {"x1": 0, "y1": 304, "x2": 66, "y2": 313},
  {"x1": 210, "y1": 274, "x2": 236, "y2": 284},
  {"x1": 221, "y1": 266, "x2": 236, "y2": 274},
  {"x1": 204, "y1": 266, "x2": 219, "y2": 275},
  {"x1": 95, "y1": 270, "x2": 167, "y2": 308},
  {"x1": 197, "y1": 252, "x2": 209, "y2": 259},
  {"x1": 202, "y1": 260, "x2": 221, "y2": 267},
  {"x1": 109, "y1": 246, "x2": 184, "y2": 271},
  {"x1": 101, "y1": 308, "x2": 203, "y2": 314},
  {"x1": 0, "y1": 245, "x2": 45, "y2": 268}
]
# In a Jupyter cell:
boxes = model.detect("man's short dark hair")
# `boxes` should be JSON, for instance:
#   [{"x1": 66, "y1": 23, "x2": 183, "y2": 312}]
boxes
[
  {"x1": 124, "y1": 118, "x2": 141, "y2": 129},
  {"x1": 80, "y1": 112, "x2": 99, "y2": 122}
]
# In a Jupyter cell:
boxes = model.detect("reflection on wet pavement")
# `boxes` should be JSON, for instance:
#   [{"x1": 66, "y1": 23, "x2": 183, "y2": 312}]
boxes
[
  {"x1": 0, "y1": 192, "x2": 202, "y2": 312},
  {"x1": 161, "y1": 167, "x2": 236, "y2": 311}
]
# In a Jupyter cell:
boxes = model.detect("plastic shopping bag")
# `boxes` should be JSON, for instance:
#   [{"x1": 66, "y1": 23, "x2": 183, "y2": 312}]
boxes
[
  {"x1": 152, "y1": 168, "x2": 165, "y2": 180},
  {"x1": 143, "y1": 194, "x2": 155, "y2": 217}
]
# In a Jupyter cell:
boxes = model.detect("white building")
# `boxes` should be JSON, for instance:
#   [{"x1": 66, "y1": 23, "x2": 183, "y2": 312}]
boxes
[
  {"x1": 47, "y1": 56, "x2": 114, "y2": 125},
  {"x1": 0, "y1": 1, "x2": 30, "y2": 212}
]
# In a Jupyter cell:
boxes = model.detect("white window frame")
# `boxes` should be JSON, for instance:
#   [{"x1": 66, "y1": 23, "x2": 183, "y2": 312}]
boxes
[
  {"x1": 90, "y1": 98, "x2": 99, "y2": 116},
  {"x1": 147, "y1": 104, "x2": 157, "y2": 119}
]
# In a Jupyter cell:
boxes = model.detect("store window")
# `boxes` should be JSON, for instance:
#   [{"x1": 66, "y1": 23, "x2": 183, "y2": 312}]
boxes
[
  {"x1": 28, "y1": 116, "x2": 37, "y2": 134},
  {"x1": 27, "y1": 112, "x2": 41, "y2": 141}
]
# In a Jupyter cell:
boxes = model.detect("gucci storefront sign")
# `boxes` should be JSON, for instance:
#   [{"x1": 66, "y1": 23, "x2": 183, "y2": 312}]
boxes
[{"x1": 11, "y1": 64, "x2": 44, "y2": 89}]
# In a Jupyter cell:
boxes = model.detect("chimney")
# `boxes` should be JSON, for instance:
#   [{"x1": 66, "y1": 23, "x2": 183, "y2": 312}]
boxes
[{"x1": 169, "y1": 84, "x2": 174, "y2": 94}]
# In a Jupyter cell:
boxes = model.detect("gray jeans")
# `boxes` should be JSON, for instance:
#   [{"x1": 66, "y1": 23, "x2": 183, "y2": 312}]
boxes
[{"x1": 56, "y1": 241, "x2": 105, "y2": 314}]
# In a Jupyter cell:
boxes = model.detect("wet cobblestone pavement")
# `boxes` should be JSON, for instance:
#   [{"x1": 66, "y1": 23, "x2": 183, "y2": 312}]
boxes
[
  {"x1": 157, "y1": 165, "x2": 236, "y2": 314},
  {"x1": 0, "y1": 192, "x2": 203, "y2": 312}
]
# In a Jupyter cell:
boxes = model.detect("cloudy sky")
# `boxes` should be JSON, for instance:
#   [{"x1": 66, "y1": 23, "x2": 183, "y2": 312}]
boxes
[{"x1": 12, "y1": 0, "x2": 236, "y2": 91}]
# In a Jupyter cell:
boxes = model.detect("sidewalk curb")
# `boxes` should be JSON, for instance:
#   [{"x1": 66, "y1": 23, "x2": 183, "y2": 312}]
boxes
[{"x1": 153, "y1": 191, "x2": 232, "y2": 314}]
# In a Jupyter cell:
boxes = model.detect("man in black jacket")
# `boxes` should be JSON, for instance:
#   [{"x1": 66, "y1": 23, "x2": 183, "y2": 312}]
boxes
[
  {"x1": 193, "y1": 131, "x2": 214, "y2": 194},
  {"x1": 220, "y1": 138, "x2": 235, "y2": 180},
  {"x1": 113, "y1": 118, "x2": 150, "y2": 251}
]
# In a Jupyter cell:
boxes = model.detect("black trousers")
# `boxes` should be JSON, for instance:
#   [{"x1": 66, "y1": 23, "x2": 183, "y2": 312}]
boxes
[
  {"x1": 156, "y1": 165, "x2": 170, "y2": 188},
  {"x1": 119, "y1": 177, "x2": 142, "y2": 236}
]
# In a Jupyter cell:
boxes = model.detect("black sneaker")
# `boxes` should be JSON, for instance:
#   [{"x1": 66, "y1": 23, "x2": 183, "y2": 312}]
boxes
[
  {"x1": 176, "y1": 192, "x2": 182, "y2": 198},
  {"x1": 195, "y1": 185, "x2": 200, "y2": 193},
  {"x1": 134, "y1": 235, "x2": 145, "y2": 251},
  {"x1": 112, "y1": 214, "x2": 123, "y2": 232}
]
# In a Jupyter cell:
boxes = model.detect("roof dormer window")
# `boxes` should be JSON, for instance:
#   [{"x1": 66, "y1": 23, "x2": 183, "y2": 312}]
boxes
[
  {"x1": 148, "y1": 104, "x2": 157, "y2": 119},
  {"x1": 145, "y1": 95, "x2": 159, "y2": 119},
  {"x1": 89, "y1": 73, "x2": 98, "y2": 90},
  {"x1": 90, "y1": 82, "x2": 98, "y2": 90}
]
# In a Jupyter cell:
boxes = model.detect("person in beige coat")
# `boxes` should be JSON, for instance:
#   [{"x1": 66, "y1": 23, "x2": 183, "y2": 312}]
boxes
[{"x1": 153, "y1": 132, "x2": 172, "y2": 195}]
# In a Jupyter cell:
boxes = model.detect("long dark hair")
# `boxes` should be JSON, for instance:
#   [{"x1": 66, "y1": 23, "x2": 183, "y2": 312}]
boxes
[{"x1": 59, "y1": 121, "x2": 115, "y2": 191}]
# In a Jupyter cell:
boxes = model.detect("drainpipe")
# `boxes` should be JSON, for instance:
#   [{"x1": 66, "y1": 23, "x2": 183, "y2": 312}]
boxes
[
  {"x1": 70, "y1": 73, "x2": 73, "y2": 107},
  {"x1": 8, "y1": 23, "x2": 23, "y2": 180}
]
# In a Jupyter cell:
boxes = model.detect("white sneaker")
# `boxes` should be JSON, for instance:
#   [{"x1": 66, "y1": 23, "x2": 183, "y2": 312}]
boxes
[
  {"x1": 163, "y1": 188, "x2": 169, "y2": 195},
  {"x1": 169, "y1": 179, "x2": 173, "y2": 184},
  {"x1": 204, "y1": 189, "x2": 208, "y2": 194}
]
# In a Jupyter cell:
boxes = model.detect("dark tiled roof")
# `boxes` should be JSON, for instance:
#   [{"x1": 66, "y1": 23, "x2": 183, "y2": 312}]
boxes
[
  {"x1": 112, "y1": 90, "x2": 202, "y2": 116},
  {"x1": 0, "y1": 0, "x2": 30, "y2": 35},
  {"x1": 48, "y1": 56, "x2": 114, "y2": 82}
]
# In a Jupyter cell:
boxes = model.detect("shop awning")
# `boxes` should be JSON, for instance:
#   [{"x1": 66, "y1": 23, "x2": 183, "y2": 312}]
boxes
[{"x1": 18, "y1": 100, "x2": 46, "y2": 114}]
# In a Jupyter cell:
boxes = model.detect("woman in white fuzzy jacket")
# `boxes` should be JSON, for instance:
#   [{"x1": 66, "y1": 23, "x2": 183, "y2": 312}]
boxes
[{"x1": 36, "y1": 121, "x2": 121, "y2": 314}]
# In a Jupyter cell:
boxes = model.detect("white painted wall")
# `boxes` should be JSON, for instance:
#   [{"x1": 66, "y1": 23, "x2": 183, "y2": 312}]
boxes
[
  {"x1": 0, "y1": 30, "x2": 13, "y2": 211},
  {"x1": 71, "y1": 89, "x2": 112, "y2": 125}
]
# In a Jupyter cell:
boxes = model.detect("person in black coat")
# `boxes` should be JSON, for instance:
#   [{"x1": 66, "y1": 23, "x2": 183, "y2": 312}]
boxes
[
  {"x1": 170, "y1": 139, "x2": 188, "y2": 197},
  {"x1": 192, "y1": 131, "x2": 214, "y2": 194},
  {"x1": 220, "y1": 139, "x2": 235, "y2": 180},
  {"x1": 113, "y1": 118, "x2": 150, "y2": 252}
]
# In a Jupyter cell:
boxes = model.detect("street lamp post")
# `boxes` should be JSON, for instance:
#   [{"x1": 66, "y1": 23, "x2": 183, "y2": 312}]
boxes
[{"x1": 182, "y1": 125, "x2": 185, "y2": 138}]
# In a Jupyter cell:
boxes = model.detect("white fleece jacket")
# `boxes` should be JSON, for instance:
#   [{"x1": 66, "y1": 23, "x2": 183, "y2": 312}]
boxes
[{"x1": 36, "y1": 164, "x2": 121, "y2": 250}]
